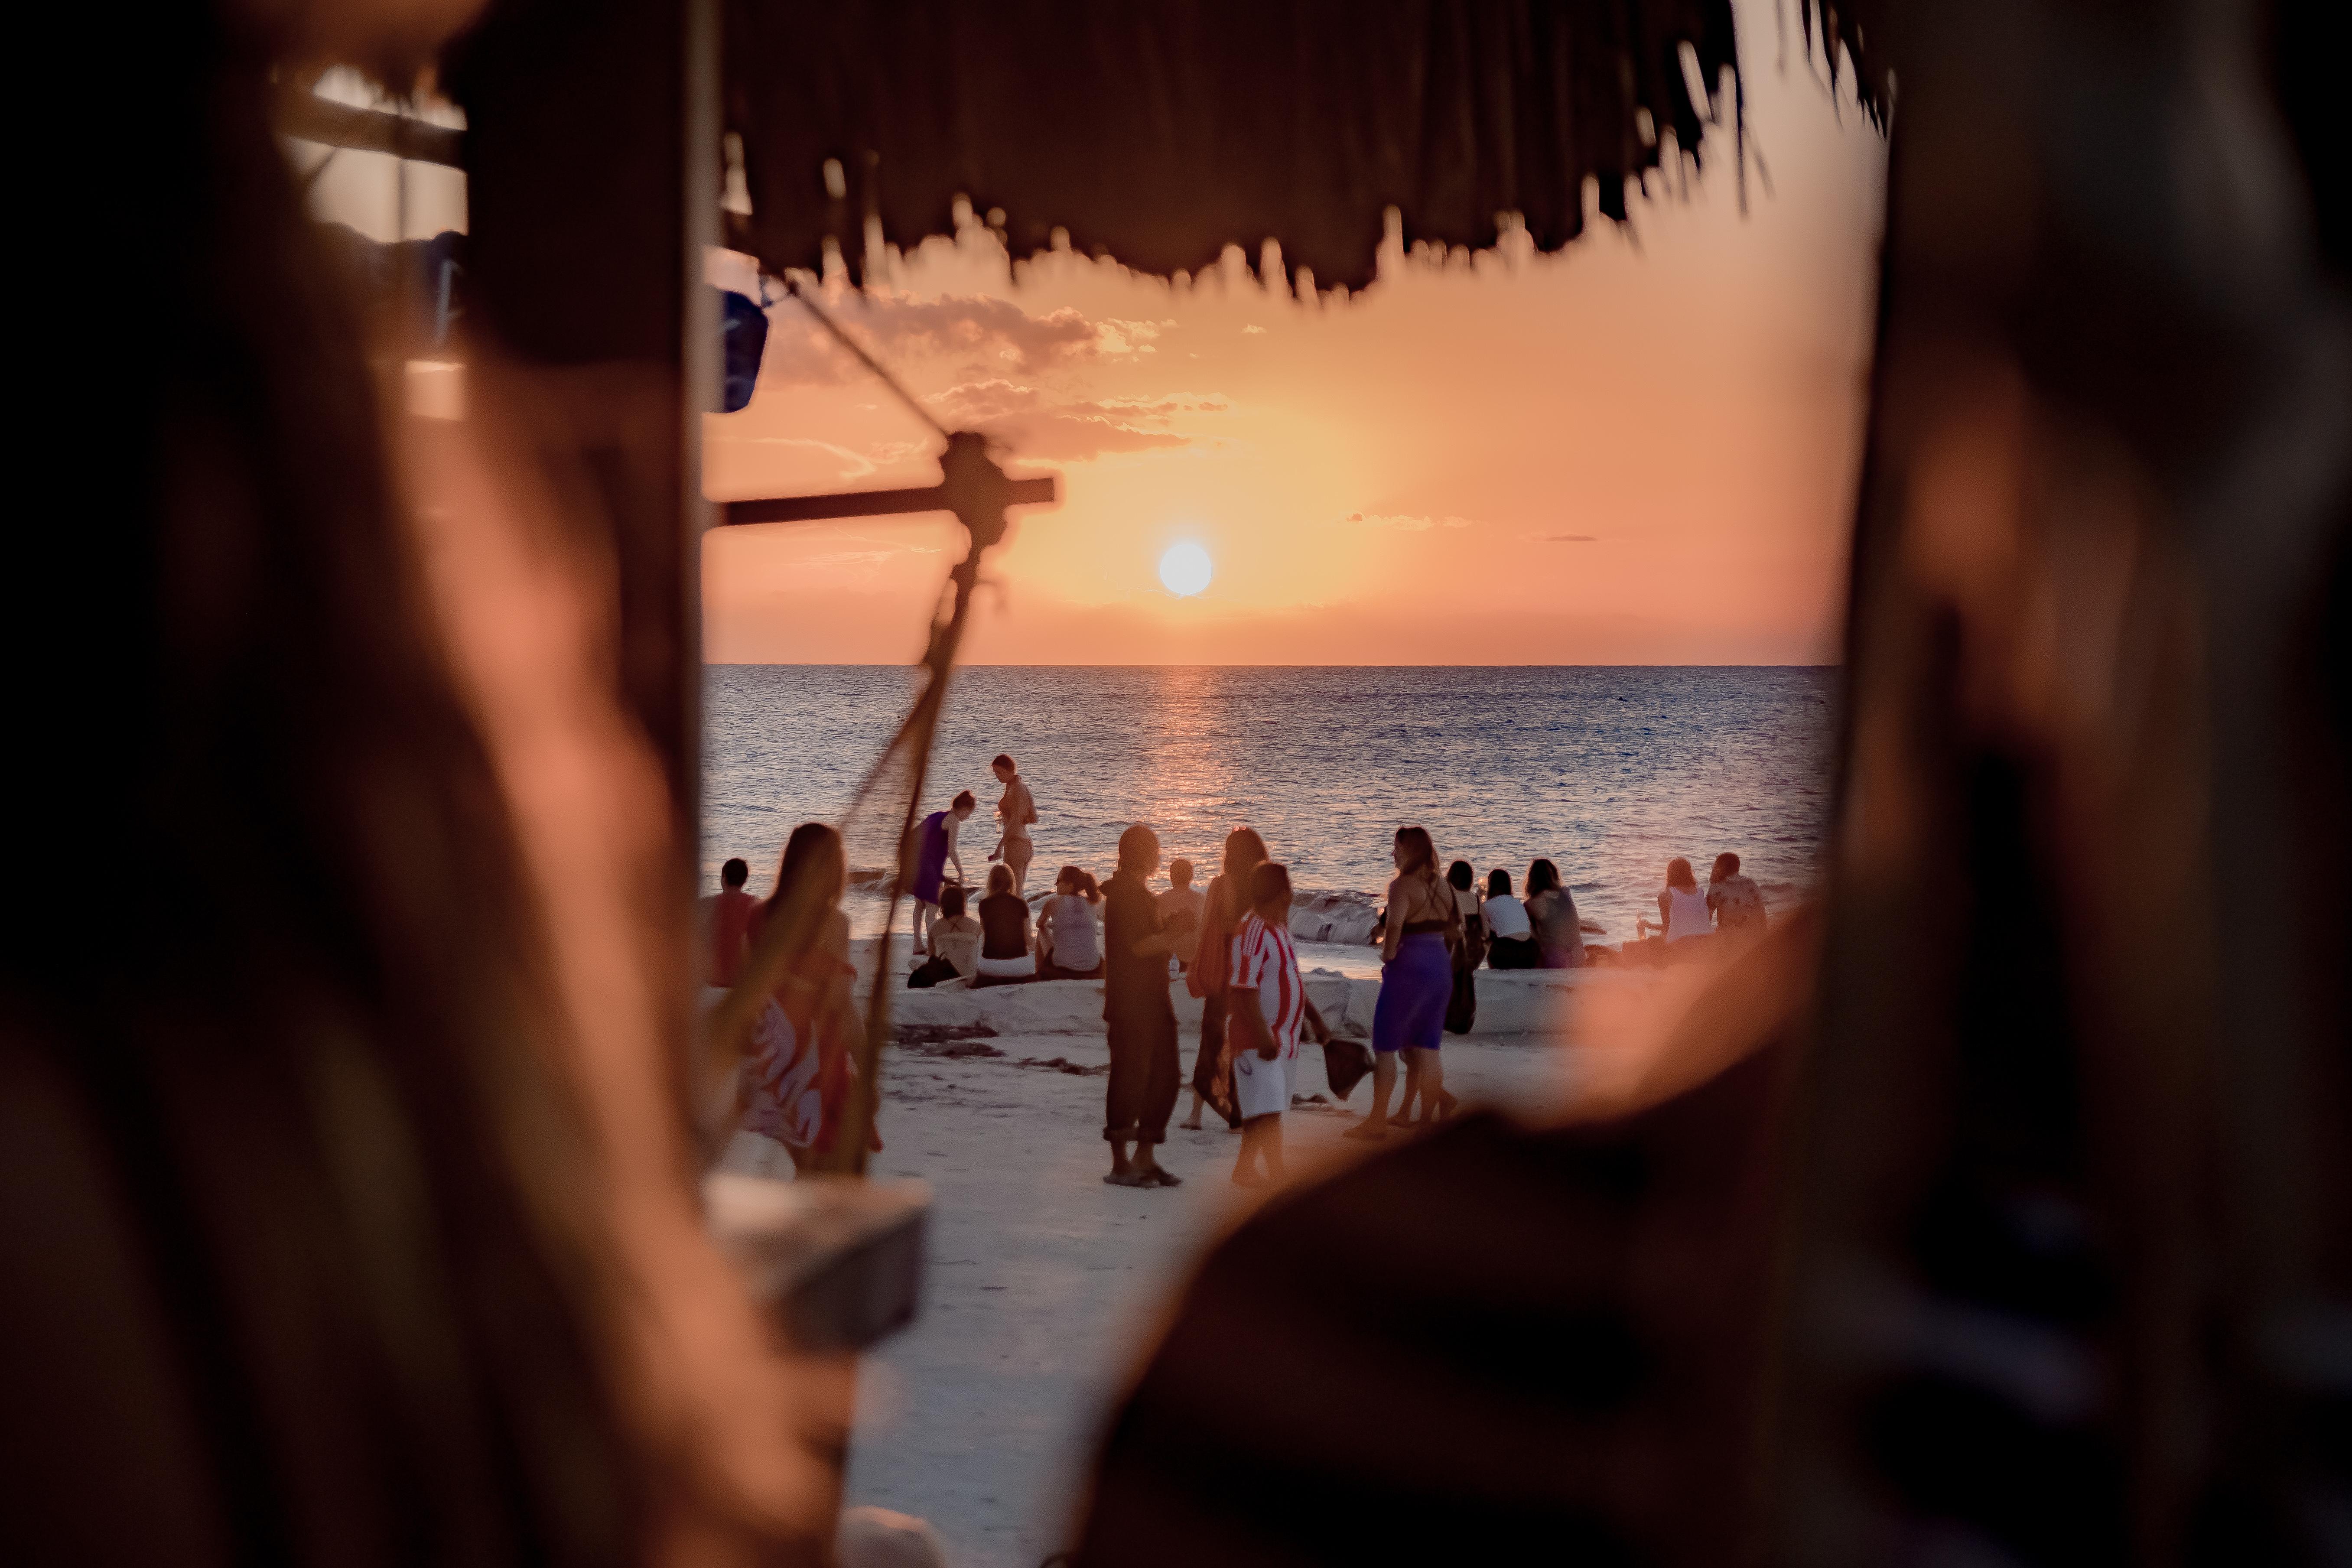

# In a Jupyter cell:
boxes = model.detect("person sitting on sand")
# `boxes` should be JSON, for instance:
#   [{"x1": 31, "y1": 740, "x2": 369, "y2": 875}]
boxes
[
  {"x1": 907, "y1": 885, "x2": 980, "y2": 988},
  {"x1": 1226, "y1": 861, "x2": 1332, "y2": 1187},
  {"x1": 1352, "y1": 826, "x2": 1461, "y2": 1141},
  {"x1": 1156, "y1": 857, "x2": 1206, "y2": 972},
  {"x1": 700, "y1": 856, "x2": 758, "y2": 986},
  {"x1": 907, "y1": 790, "x2": 975, "y2": 947},
  {"x1": 1657, "y1": 856, "x2": 1715, "y2": 957},
  {"x1": 1526, "y1": 859, "x2": 1588, "y2": 969},
  {"x1": 973, "y1": 864, "x2": 1036, "y2": 986},
  {"x1": 1445, "y1": 859, "x2": 1486, "y2": 1035},
  {"x1": 1178, "y1": 826, "x2": 1269, "y2": 1131},
  {"x1": 1482, "y1": 867, "x2": 1538, "y2": 969},
  {"x1": 1037, "y1": 866, "x2": 1105, "y2": 981},
  {"x1": 1103, "y1": 825, "x2": 1186, "y2": 1188},
  {"x1": 1707, "y1": 852, "x2": 1769, "y2": 943},
  {"x1": 987, "y1": 754, "x2": 1038, "y2": 893}
]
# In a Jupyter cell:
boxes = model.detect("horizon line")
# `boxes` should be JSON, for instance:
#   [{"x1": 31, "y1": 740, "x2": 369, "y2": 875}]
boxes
[{"x1": 703, "y1": 660, "x2": 1843, "y2": 670}]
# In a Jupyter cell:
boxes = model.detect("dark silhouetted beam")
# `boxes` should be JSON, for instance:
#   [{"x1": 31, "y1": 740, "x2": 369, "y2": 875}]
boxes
[
  {"x1": 277, "y1": 91, "x2": 466, "y2": 167},
  {"x1": 722, "y1": 475, "x2": 1057, "y2": 527}
]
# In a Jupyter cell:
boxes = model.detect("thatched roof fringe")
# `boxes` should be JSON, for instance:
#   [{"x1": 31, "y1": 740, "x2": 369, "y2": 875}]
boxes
[{"x1": 724, "y1": 0, "x2": 1749, "y2": 293}]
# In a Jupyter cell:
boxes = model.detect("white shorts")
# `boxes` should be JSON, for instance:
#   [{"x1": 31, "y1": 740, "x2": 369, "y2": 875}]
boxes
[
  {"x1": 976, "y1": 953, "x2": 1035, "y2": 979},
  {"x1": 1232, "y1": 1048, "x2": 1290, "y2": 1121}
]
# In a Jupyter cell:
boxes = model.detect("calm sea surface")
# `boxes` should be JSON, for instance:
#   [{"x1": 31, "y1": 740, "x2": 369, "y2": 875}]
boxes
[{"x1": 704, "y1": 666, "x2": 1838, "y2": 973}]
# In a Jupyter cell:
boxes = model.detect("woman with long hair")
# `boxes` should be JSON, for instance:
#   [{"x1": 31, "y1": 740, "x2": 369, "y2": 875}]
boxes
[
  {"x1": 1526, "y1": 858, "x2": 1588, "y2": 969},
  {"x1": 1352, "y1": 826, "x2": 1460, "y2": 1138},
  {"x1": 742, "y1": 822, "x2": 861, "y2": 1164},
  {"x1": 1657, "y1": 856, "x2": 1714, "y2": 957},
  {"x1": 1037, "y1": 865, "x2": 1105, "y2": 981},
  {"x1": 1178, "y1": 826, "x2": 1268, "y2": 1130}
]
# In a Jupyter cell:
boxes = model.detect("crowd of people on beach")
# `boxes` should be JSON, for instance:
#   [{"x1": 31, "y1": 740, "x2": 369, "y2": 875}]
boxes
[{"x1": 701, "y1": 750, "x2": 1773, "y2": 1188}]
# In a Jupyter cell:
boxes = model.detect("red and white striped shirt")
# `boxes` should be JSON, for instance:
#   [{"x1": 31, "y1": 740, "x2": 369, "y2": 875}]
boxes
[{"x1": 1228, "y1": 911, "x2": 1304, "y2": 1058}]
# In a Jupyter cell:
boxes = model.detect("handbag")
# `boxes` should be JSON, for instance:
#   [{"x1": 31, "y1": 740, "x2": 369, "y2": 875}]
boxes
[{"x1": 1321, "y1": 1035, "x2": 1373, "y2": 1100}]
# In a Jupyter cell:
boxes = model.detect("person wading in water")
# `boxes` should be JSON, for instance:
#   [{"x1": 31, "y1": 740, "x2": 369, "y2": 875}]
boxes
[{"x1": 987, "y1": 753, "x2": 1038, "y2": 894}]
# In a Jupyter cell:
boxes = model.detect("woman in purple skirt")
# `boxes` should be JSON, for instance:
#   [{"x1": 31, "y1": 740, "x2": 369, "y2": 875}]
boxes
[
  {"x1": 908, "y1": 790, "x2": 976, "y2": 947},
  {"x1": 1349, "y1": 825, "x2": 1461, "y2": 1139}
]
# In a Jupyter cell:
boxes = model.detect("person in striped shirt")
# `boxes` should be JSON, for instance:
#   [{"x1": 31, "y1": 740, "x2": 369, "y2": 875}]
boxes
[{"x1": 1226, "y1": 861, "x2": 1333, "y2": 1187}]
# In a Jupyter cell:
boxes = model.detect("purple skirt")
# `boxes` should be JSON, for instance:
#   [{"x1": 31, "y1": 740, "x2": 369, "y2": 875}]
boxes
[
  {"x1": 911, "y1": 812, "x2": 951, "y2": 902},
  {"x1": 1373, "y1": 932, "x2": 1450, "y2": 1053}
]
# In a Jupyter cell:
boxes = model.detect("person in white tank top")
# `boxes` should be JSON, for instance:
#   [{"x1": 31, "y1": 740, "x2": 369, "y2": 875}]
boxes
[{"x1": 1658, "y1": 856, "x2": 1714, "y2": 943}]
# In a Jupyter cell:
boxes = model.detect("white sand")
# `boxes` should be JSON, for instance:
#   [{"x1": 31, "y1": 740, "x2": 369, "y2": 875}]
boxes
[{"x1": 838, "y1": 1013, "x2": 1599, "y2": 1567}]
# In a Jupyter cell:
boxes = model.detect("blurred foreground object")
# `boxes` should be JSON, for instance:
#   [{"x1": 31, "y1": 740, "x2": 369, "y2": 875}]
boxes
[{"x1": 704, "y1": 1176, "x2": 929, "y2": 1353}]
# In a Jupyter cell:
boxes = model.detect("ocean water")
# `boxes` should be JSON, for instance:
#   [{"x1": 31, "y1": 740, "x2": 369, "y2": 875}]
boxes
[{"x1": 704, "y1": 666, "x2": 1838, "y2": 974}]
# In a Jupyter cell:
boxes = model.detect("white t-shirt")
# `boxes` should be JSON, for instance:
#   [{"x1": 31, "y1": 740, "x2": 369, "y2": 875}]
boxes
[{"x1": 1481, "y1": 894, "x2": 1532, "y2": 940}]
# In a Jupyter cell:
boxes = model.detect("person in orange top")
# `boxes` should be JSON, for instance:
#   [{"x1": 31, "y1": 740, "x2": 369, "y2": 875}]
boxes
[{"x1": 700, "y1": 856, "x2": 758, "y2": 986}]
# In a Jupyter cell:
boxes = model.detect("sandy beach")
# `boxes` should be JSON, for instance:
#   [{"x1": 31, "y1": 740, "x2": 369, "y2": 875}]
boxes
[{"x1": 827, "y1": 945, "x2": 1628, "y2": 1568}]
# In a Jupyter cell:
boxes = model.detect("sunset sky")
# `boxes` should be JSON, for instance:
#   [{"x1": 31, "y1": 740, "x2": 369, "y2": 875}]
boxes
[
  {"x1": 699, "y1": 16, "x2": 1884, "y2": 667},
  {"x1": 299, "y1": 3, "x2": 1884, "y2": 668}
]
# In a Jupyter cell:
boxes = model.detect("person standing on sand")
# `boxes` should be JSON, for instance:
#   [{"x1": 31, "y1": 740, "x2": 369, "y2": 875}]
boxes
[
  {"x1": 1103, "y1": 825, "x2": 1186, "y2": 1187},
  {"x1": 1178, "y1": 826, "x2": 1268, "y2": 1131},
  {"x1": 700, "y1": 856, "x2": 757, "y2": 986},
  {"x1": 907, "y1": 790, "x2": 975, "y2": 948},
  {"x1": 1157, "y1": 858, "x2": 1206, "y2": 973},
  {"x1": 1444, "y1": 859, "x2": 1485, "y2": 1034},
  {"x1": 1351, "y1": 826, "x2": 1461, "y2": 1140},
  {"x1": 988, "y1": 754, "x2": 1038, "y2": 893},
  {"x1": 1226, "y1": 862, "x2": 1332, "y2": 1187}
]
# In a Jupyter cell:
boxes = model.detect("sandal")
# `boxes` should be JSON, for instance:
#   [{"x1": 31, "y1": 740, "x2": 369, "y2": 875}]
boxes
[
  {"x1": 1103, "y1": 1169, "x2": 1150, "y2": 1187},
  {"x1": 1145, "y1": 1167, "x2": 1184, "y2": 1187}
]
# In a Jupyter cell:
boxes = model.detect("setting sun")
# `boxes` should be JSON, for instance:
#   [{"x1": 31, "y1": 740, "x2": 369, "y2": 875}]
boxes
[{"x1": 1156, "y1": 540, "x2": 1214, "y2": 598}]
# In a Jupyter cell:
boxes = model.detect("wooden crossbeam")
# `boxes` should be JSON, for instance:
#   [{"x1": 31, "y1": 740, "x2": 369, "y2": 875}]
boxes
[
  {"x1": 721, "y1": 475, "x2": 1057, "y2": 527},
  {"x1": 277, "y1": 90, "x2": 465, "y2": 168}
]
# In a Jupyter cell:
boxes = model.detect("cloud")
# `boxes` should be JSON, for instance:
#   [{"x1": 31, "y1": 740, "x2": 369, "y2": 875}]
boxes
[
  {"x1": 767, "y1": 529, "x2": 943, "y2": 582},
  {"x1": 925, "y1": 379, "x2": 1225, "y2": 462},
  {"x1": 761, "y1": 293, "x2": 1108, "y2": 383},
  {"x1": 1094, "y1": 318, "x2": 1174, "y2": 354},
  {"x1": 704, "y1": 433, "x2": 929, "y2": 480},
  {"x1": 1541, "y1": 533, "x2": 1599, "y2": 542},
  {"x1": 1341, "y1": 511, "x2": 1475, "y2": 531},
  {"x1": 1241, "y1": 325, "x2": 1267, "y2": 335}
]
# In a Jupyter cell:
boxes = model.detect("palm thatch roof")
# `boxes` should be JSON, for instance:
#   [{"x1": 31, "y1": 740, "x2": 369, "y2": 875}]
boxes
[{"x1": 724, "y1": 0, "x2": 1746, "y2": 290}]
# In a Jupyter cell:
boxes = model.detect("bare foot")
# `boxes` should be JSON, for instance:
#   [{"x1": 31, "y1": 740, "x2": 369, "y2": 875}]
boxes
[
  {"x1": 1343, "y1": 1120, "x2": 1389, "y2": 1141},
  {"x1": 1104, "y1": 1169, "x2": 1149, "y2": 1187},
  {"x1": 1177, "y1": 1117, "x2": 1202, "y2": 1131},
  {"x1": 1230, "y1": 1170, "x2": 1267, "y2": 1188},
  {"x1": 1146, "y1": 1167, "x2": 1184, "y2": 1187}
]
